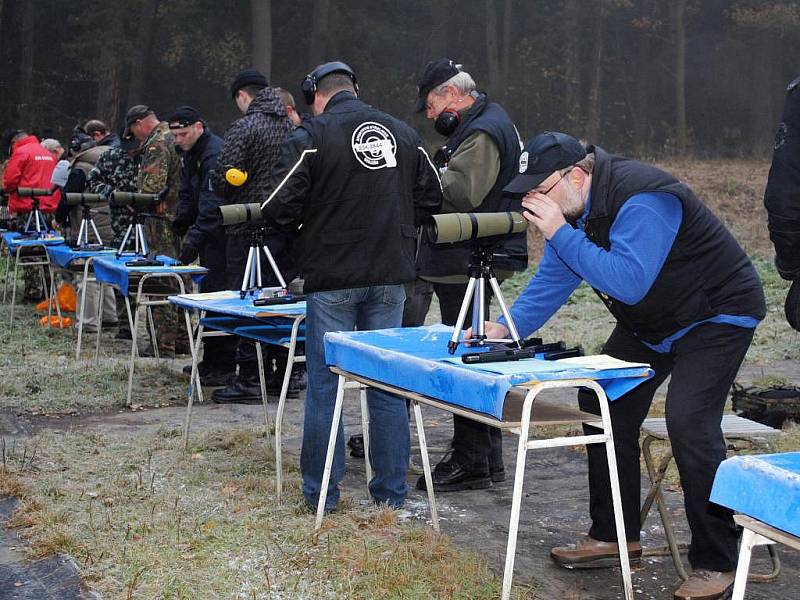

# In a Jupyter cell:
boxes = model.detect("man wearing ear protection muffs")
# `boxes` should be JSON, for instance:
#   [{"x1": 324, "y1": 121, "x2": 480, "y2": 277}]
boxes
[
  {"x1": 765, "y1": 73, "x2": 800, "y2": 333},
  {"x1": 261, "y1": 61, "x2": 442, "y2": 513},
  {"x1": 413, "y1": 58, "x2": 527, "y2": 494}
]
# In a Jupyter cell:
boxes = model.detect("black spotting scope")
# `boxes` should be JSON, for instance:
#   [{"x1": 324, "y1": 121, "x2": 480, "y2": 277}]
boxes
[
  {"x1": 16, "y1": 187, "x2": 54, "y2": 197},
  {"x1": 64, "y1": 192, "x2": 107, "y2": 206},
  {"x1": 427, "y1": 211, "x2": 527, "y2": 244},
  {"x1": 109, "y1": 191, "x2": 162, "y2": 208},
  {"x1": 219, "y1": 202, "x2": 264, "y2": 226}
]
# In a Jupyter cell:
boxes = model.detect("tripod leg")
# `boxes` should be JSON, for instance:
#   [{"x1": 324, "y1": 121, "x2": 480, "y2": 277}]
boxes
[
  {"x1": 90, "y1": 220, "x2": 102, "y2": 245},
  {"x1": 473, "y1": 276, "x2": 487, "y2": 341},
  {"x1": 255, "y1": 246, "x2": 263, "y2": 288},
  {"x1": 488, "y1": 276, "x2": 522, "y2": 345},
  {"x1": 241, "y1": 247, "x2": 255, "y2": 296},
  {"x1": 261, "y1": 244, "x2": 287, "y2": 289},
  {"x1": 118, "y1": 224, "x2": 134, "y2": 256},
  {"x1": 137, "y1": 224, "x2": 149, "y2": 255},
  {"x1": 448, "y1": 277, "x2": 478, "y2": 354},
  {"x1": 77, "y1": 220, "x2": 87, "y2": 246}
]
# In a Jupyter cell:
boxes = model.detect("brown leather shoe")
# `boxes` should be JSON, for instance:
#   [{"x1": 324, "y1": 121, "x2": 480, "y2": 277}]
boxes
[
  {"x1": 673, "y1": 570, "x2": 734, "y2": 600},
  {"x1": 550, "y1": 536, "x2": 642, "y2": 569}
]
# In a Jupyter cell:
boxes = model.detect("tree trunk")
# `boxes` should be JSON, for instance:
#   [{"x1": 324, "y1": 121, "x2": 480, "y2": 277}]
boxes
[
  {"x1": 18, "y1": 0, "x2": 35, "y2": 123},
  {"x1": 426, "y1": 2, "x2": 450, "y2": 60},
  {"x1": 563, "y1": 0, "x2": 581, "y2": 132},
  {"x1": 307, "y1": 0, "x2": 331, "y2": 68},
  {"x1": 251, "y1": 0, "x2": 271, "y2": 80},
  {"x1": 485, "y1": 0, "x2": 501, "y2": 98},
  {"x1": 672, "y1": 0, "x2": 687, "y2": 153},
  {"x1": 127, "y1": 0, "x2": 159, "y2": 108},
  {"x1": 500, "y1": 0, "x2": 512, "y2": 102},
  {"x1": 585, "y1": 1, "x2": 606, "y2": 142}
]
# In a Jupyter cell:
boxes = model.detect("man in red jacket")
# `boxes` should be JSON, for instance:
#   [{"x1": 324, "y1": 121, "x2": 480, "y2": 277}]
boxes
[
  {"x1": 3, "y1": 130, "x2": 59, "y2": 299},
  {"x1": 3, "y1": 130, "x2": 59, "y2": 217}
]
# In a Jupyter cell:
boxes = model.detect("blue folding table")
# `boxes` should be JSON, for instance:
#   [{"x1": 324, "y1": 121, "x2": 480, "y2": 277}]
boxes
[
  {"x1": 169, "y1": 291, "x2": 308, "y2": 501},
  {"x1": 1, "y1": 231, "x2": 64, "y2": 326},
  {"x1": 321, "y1": 324, "x2": 654, "y2": 600},
  {"x1": 91, "y1": 255, "x2": 207, "y2": 406},
  {"x1": 711, "y1": 452, "x2": 800, "y2": 599},
  {"x1": 45, "y1": 244, "x2": 119, "y2": 357}
]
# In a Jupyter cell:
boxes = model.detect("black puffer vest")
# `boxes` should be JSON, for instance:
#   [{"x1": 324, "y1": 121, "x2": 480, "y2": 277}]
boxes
[{"x1": 584, "y1": 146, "x2": 766, "y2": 344}]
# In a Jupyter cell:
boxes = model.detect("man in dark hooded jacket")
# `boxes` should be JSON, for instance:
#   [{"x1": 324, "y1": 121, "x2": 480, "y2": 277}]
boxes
[{"x1": 210, "y1": 69, "x2": 299, "y2": 403}]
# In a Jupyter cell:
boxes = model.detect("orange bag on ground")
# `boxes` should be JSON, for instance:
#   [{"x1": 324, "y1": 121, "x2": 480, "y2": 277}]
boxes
[
  {"x1": 39, "y1": 315, "x2": 73, "y2": 328},
  {"x1": 56, "y1": 282, "x2": 77, "y2": 312}
]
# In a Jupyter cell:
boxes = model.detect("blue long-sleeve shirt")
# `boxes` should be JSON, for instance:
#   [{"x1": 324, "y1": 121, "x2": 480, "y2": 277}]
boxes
[{"x1": 499, "y1": 191, "x2": 759, "y2": 353}]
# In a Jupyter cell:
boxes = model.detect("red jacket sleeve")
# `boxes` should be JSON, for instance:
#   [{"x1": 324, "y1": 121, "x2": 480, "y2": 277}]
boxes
[{"x1": 2, "y1": 151, "x2": 25, "y2": 191}]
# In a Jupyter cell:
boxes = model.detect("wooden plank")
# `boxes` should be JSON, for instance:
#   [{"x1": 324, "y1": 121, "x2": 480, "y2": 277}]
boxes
[{"x1": 734, "y1": 514, "x2": 800, "y2": 551}]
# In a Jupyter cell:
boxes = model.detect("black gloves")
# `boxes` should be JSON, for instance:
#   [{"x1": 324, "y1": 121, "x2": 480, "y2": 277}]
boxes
[
  {"x1": 171, "y1": 219, "x2": 190, "y2": 237},
  {"x1": 178, "y1": 244, "x2": 199, "y2": 265}
]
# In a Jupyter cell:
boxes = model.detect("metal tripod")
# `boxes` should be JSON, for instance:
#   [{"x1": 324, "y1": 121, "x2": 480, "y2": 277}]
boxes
[
  {"x1": 116, "y1": 212, "x2": 150, "y2": 257},
  {"x1": 22, "y1": 197, "x2": 48, "y2": 234},
  {"x1": 448, "y1": 244, "x2": 522, "y2": 354},
  {"x1": 76, "y1": 204, "x2": 103, "y2": 247},
  {"x1": 240, "y1": 226, "x2": 287, "y2": 298}
]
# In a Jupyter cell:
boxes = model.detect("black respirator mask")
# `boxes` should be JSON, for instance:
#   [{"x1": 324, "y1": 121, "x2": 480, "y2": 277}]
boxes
[{"x1": 434, "y1": 108, "x2": 460, "y2": 137}]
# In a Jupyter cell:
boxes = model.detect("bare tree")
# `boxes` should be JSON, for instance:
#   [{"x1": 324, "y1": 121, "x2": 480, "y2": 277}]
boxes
[
  {"x1": 563, "y1": 0, "x2": 582, "y2": 132},
  {"x1": 95, "y1": 10, "x2": 125, "y2": 127},
  {"x1": 485, "y1": 0, "x2": 501, "y2": 98},
  {"x1": 586, "y1": 1, "x2": 607, "y2": 141},
  {"x1": 307, "y1": 0, "x2": 331, "y2": 68},
  {"x1": 426, "y1": 2, "x2": 450, "y2": 60},
  {"x1": 127, "y1": 0, "x2": 160, "y2": 107},
  {"x1": 500, "y1": 0, "x2": 512, "y2": 103},
  {"x1": 251, "y1": 0, "x2": 271, "y2": 80},
  {"x1": 18, "y1": 0, "x2": 35, "y2": 122},
  {"x1": 671, "y1": 0, "x2": 687, "y2": 152}
]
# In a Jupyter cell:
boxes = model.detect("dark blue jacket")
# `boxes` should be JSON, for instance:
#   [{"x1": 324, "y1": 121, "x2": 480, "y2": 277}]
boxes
[{"x1": 177, "y1": 128, "x2": 226, "y2": 250}]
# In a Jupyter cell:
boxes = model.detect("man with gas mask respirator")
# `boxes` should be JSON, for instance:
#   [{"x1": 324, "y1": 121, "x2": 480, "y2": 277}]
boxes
[{"x1": 412, "y1": 58, "x2": 527, "y2": 494}]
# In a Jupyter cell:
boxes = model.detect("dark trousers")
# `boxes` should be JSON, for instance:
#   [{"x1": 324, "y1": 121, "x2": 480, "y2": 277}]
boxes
[
  {"x1": 580, "y1": 323, "x2": 753, "y2": 572},
  {"x1": 199, "y1": 239, "x2": 236, "y2": 372},
  {"x1": 434, "y1": 281, "x2": 504, "y2": 474},
  {"x1": 226, "y1": 234, "x2": 297, "y2": 379}
]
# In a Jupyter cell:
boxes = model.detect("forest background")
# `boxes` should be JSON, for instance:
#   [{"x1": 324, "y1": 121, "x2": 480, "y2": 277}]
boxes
[{"x1": 1, "y1": 0, "x2": 799, "y2": 157}]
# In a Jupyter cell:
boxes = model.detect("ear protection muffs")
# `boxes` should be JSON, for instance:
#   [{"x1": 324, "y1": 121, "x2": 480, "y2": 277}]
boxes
[
  {"x1": 434, "y1": 108, "x2": 460, "y2": 137},
  {"x1": 301, "y1": 61, "x2": 359, "y2": 105}
]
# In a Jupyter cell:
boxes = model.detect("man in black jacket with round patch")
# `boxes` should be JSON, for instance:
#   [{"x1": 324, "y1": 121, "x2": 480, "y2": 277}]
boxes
[{"x1": 261, "y1": 62, "x2": 442, "y2": 512}]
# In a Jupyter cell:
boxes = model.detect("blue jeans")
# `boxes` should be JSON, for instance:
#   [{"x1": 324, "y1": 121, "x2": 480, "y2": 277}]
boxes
[{"x1": 302, "y1": 284, "x2": 409, "y2": 511}]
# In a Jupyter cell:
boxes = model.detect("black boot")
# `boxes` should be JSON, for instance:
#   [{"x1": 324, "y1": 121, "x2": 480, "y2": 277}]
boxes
[
  {"x1": 416, "y1": 451, "x2": 491, "y2": 492},
  {"x1": 347, "y1": 434, "x2": 365, "y2": 458},
  {"x1": 212, "y1": 376, "x2": 263, "y2": 404}
]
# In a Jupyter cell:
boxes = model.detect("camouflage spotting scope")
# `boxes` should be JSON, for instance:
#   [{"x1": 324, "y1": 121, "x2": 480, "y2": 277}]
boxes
[
  {"x1": 427, "y1": 211, "x2": 527, "y2": 244},
  {"x1": 64, "y1": 192, "x2": 107, "y2": 206},
  {"x1": 109, "y1": 191, "x2": 162, "y2": 209},
  {"x1": 219, "y1": 202, "x2": 264, "y2": 226},
  {"x1": 16, "y1": 187, "x2": 55, "y2": 197}
]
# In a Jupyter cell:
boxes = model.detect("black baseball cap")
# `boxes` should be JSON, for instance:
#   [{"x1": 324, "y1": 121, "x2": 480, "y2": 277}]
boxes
[
  {"x1": 168, "y1": 105, "x2": 203, "y2": 129},
  {"x1": 122, "y1": 104, "x2": 154, "y2": 140},
  {"x1": 229, "y1": 68, "x2": 269, "y2": 98},
  {"x1": 503, "y1": 132, "x2": 587, "y2": 195},
  {"x1": 415, "y1": 58, "x2": 460, "y2": 113}
]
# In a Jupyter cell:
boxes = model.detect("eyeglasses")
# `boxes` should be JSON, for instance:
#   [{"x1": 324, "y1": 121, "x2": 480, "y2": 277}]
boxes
[{"x1": 534, "y1": 168, "x2": 571, "y2": 196}]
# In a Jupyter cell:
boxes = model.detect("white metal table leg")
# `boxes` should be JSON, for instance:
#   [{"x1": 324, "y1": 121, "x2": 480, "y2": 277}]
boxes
[
  {"x1": 587, "y1": 379, "x2": 633, "y2": 600},
  {"x1": 183, "y1": 319, "x2": 205, "y2": 450},
  {"x1": 732, "y1": 528, "x2": 774, "y2": 600},
  {"x1": 501, "y1": 386, "x2": 537, "y2": 600},
  {"x1": 359, "y1": 385, "x2": 372, "y2": 490},
  {"x1": 412, "y1": 400, "x2": 439, "y2": 531},
  {"x1": 315, "y1": 374, "x2": 347, "y2": 531},
  {"x1": 125, "y1": 283, "x2": 142, "y2": 406},
  {"x1": 255, "y1": 341, "x2": 273, "y2": 447},
  {"x1": 275, "y1": 314, "x2": 304, "y2": 503}
]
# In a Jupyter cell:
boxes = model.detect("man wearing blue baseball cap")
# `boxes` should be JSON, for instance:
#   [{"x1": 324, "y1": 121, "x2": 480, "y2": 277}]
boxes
[{"x1": 477, "y1": 132, "x2": 766, "y2": 600}]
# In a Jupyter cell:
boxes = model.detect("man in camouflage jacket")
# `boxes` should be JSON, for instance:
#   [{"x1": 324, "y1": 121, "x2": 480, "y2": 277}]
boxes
[
  {"x1": 123, "y1": 104, "x2": 186, "y2": 354},
  {"x1": 85, "y1": 139, "x2": 141, "y2": 244}
]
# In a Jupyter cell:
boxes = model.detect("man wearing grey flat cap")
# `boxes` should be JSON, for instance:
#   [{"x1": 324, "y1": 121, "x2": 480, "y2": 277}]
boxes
[{"x1": 477, "y1": 131, "x2": 765, "y2": 600}]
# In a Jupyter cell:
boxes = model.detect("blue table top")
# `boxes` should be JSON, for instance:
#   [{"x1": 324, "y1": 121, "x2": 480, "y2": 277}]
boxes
[
  {"x1": 323, "y1": 325, "x2": 653, "y2": 420},
  {"x1": 46, "y1": 244, "x2": 118, "y2": 269},
  {"x1": 93, "y1": 255, "x2": 207, "y2": 296},
  {"x1": 711, "y1": 452, "x2": 800, "y2": 538},
  {"x1": 169, "y1": 290, "x2": 306, "y2": 318},
  {"x1": 2, "y1": 231, "x2": 64, "y2": 250}
]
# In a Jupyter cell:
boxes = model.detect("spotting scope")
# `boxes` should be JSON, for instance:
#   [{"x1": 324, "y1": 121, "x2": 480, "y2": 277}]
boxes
[
  {"x1": 109, "y1": 191, "x2": 161, "y2": 209},
  {"x1": 64, "y1": 192, "x2": 107, "y2": 206},
  {"x1": 16, "y1": 187, "x2": 54, "y2": 197},
  {"x1": 427, "y1": 211, "x2": 527, "y2": 244},
  {"x1": 219, "y1": 202, "x2": 263, "y2": 226}
]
